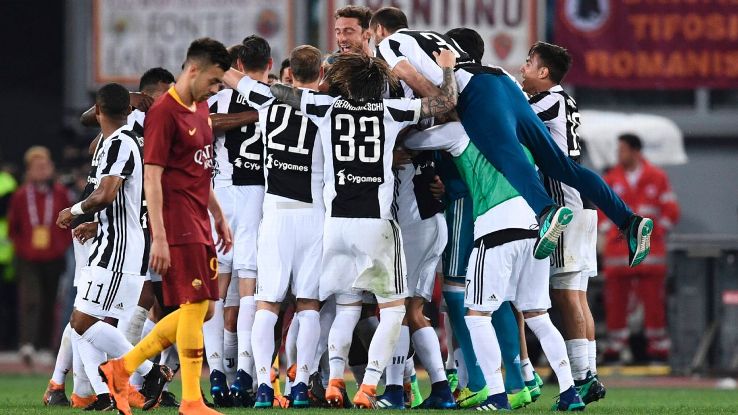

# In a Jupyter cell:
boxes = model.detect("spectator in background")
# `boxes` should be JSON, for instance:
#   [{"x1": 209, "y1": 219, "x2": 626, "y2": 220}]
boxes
[
  {"x1": 279, "y1": 57, "x2": 292, "y2": 84},
  {"x1": 600, "y1": 134, "x2": 680, "y2": 363},
  {"x1": 8, "y1": 146, "x2": 71, "y2": 363}
]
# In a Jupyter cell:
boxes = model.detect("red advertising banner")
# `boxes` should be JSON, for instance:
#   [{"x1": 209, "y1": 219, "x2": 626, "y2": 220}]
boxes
[{"x1": 554, "y1": 0, "x2": 738, "y2": 89}]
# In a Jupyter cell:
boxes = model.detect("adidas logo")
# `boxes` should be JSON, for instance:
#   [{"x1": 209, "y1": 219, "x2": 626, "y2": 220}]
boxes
[
  {"x1": 495, "y1": 367, "x2": 502, "y2": 373},
  {"x1": 240, "y1": 351, "x2": 251, "y2": 358},
  {"x1": 114, "y1": 302, "x2": 124, "y2": 310},
  {"x1": 259, "y1": 367, "x2": 268, "y2": 375},
  {"x1": 559, "y1": 359, "x2": 569, "y2": 368},
  {"x1": 209, "y1": 352, "x2": 220, "y2": 359},
  {"x1": 329, "y1": 344, "x2": 337, "y2": 351},
  {"x1": 488, "y1": 294, "x2": 498, "y2": 301},
  {"x1": 300, "y1": 364, "x2": 309, "y2": 372},
  {"x1": 369, "y1": 360, "x2": 380, "y2": 368}
]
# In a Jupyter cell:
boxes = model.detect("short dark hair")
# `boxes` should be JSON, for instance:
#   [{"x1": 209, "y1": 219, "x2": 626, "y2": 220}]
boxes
[
  {"x1": 138, "y1": 67, "x2": 174, "y2": 93},
  {"x1": 369, "y1": 7, "x2": 408, "y2": 32},
  {"x1": 96, "y1": 83, "x2": 130, "y2": 118},
  {"x1": 324, "y1": 53, "x2": 398, "y2": 104},
  {"x1": 528, "y1": 41, "x2": 572, "y2": 84},
  {"x1": 185, "y1": 37, "x2": 230, "y2": 72},
  {"x1": 228, "y1": 44, "x2": 245, "y2": 68},
  {"x1": 279, "y1": 58, "x2": 291, "y2": 79},
  {"x1": 289, "y1": 45, "x2": 322, "y2": 83},
  {"x1": 335, "y1": 5, "x2": 373, "y2": 30},
  {"x1": 446, "y1": 28, "x2": 484, "y2": 64},
  {"x1": 239, "y1": 35, "x2": 271, "y2": 72},
  {"x1": 619, "y1": 133, "x2": 643, "y2": 151}
]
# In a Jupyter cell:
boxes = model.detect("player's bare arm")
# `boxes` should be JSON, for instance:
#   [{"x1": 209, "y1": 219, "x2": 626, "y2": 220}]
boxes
[
  {"x1": 208, "y1": 187, "x2": 233, "y2": 254},
  {"x1": 143, "y1": 164, "x2": 170, "y2": 275},
  {"x1": 269, "y1": 83, "x2": 303, "y2": 109},
  {"x1": 210, "y1": 111, "x2": 259, "y2": 136},
  {"x1": 393, "y1": 60, "x2": 444, "y2": 98},
  {"x1": 80, "y1": 92, "x2": 152, "y2": 126},
  {"x1": 419, "y1": 50, "x2": 458, "y2": 118},
  {"x1": 56, "y1": 175, "x2": 124, "y2": 229}
]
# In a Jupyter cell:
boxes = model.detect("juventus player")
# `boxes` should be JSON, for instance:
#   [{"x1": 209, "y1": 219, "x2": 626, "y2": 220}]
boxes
[
  {"x1": 223, "y1": 45, "x2": 324, "y2": 408},
  {"x1": 56, "y1": 83, "x2": 170, "y2": 411},
  {"x1": 404, "y1": 121, "x2": 585, "y2": 411},
  {"x1": 204, "y1": 41, "x2": 262, "y2": 407},
  {"x1": 521, "y1": 41, "x2": 606, "y2": 404},
  {"x1": 262, "y1": 50, "x2": 458, "y2": 408},
  {"x1": 370, "y1": 7, "x2": 653, "y2": 267}
]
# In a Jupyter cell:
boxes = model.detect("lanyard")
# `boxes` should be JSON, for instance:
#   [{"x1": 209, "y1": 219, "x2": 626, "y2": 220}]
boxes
[{"x1": 26, "y1": 185, "x2": 54, "y2": 227}]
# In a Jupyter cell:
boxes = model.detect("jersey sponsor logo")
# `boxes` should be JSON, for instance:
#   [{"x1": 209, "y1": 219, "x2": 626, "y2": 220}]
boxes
[
  {"x1": 265, "y1": 154, "x2": 309, "y2": 172},
  {"x1": 194, "y1": 144, "x2": 215, "y2": 170},
  {"x1": 234, "y1": 158, "x2": 262, "y2": 171},
  {"x1": 336, "y1": 169, "x2": 382, "y2": 185}
]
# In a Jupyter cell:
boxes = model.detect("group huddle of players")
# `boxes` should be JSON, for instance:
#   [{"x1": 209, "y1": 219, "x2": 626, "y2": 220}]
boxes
[{"x1": 42, "y1": 5, "x2": 654, "y2": 414}]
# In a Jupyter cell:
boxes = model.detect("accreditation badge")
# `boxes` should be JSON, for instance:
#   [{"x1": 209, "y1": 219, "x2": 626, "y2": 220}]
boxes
[{"x1": 31, "y1": 225, "x2": 51, "y2": 249}]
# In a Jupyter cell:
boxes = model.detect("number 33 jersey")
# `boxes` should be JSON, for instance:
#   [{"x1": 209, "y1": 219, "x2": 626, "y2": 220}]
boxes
[
  {"x1": 208, "y1": 88, "x2": 265, "y2": 188},
  {"x1": 301, "y1": 92, "x2": 422, "y2": 219}
]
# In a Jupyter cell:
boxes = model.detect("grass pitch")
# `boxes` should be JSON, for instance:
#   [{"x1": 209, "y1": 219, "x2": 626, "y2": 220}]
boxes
[{"x1": 3, "y1": 374, "x2": 738, "y2": 414}]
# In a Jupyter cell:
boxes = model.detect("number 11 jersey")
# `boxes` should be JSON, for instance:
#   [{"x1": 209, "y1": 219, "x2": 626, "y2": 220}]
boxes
[{"x1": 300, "y1": 92, "x2": 422, "y2": 219}]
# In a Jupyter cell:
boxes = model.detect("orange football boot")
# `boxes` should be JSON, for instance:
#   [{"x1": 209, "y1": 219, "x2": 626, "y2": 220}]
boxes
[
  {"x1": 353, "y1": 384, "x2": 378, "y2": 409},
  {"x1": 178, "y1": 398, "x2": 225, "y2": 414},
  {"x1": 325, "y1": 378, "x2": 347, "y2": 408},
  {"x1": 98, "y1": 358, "x2": 132, "y2": 415}
]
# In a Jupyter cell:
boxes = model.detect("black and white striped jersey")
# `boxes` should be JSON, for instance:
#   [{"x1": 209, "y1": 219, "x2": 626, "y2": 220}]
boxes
[
  {"x1": 528, "y1": 85, "x2": 587, "y2": 211},
  {"x1": 233, "y1": 77, "x2": 323, "y2": 206},
  {"x1": 87, "y1": 125, "x2": 147, "y2": 275},
  {"x1": 298, "y1": 91, "x2": 421, "y2": 219},
  {"x1": 208, "y1": 88, "x2": 264, "y2": 188},
  {"x1": 71, "y1": 137, "x2": 105, "y2": 229},
  {"x1": 394, "y1": 151, "x2": 444, "y2": 226},
  {"x1": 376, "y1": 29, "x2": 497, "y2": 93},
  {"x1": 127, "y1": 109, "x2": 146, "y2": 136}
]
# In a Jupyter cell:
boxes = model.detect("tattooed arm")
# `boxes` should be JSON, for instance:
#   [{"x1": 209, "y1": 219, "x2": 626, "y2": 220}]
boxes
[
  {"x1": 269, "y1": 84, "x2": 304, "y2": 109},
  {"x1": 419, "y1": 64, "x2": 457, "y2": 118}
]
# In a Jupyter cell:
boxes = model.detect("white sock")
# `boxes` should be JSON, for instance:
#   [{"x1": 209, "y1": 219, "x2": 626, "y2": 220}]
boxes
[
  {"x1": 51, "y1": 323, "x2": 73, "y2": 384},
  {"x1": 444, "y1": 313, "x2": 456, "y2": 370},
  {"x1": 295, "y1": 310, "x2": 320, "y2": 385},
  {"x1": 141, "y1": 318, "x2": 155, "y2": 341},
  {"x1": 203, "y1": 299, "x2": 225, "y2": 374},
  {"x1": 251, "y1": 309, "x2": 278, "y2": 386},
  {"x1": 224, "y1": 329, "x2": 238, "y2": 381},
  {"x1": 328, "y1": 305, "x2": 361, "y2": 380},
  {"x1": 74, "y1": 329, "x2": 109, "y2": 395},
  {"x1": 520, "y1": 358, "x2": 534, "y2": 382},
  {"x1": 83, "y1": 321, "x2": 154, "y2": 376},
  {"x1": 455, "y1": 348, "x2": 468, "y2": 389},
  {"x1": 285, "y1": 316, "x2": 299, "y2": 369},
  {"x1": 588, "y1": 340, "x2": 598, "y2": 375},
  {"x1": 525, "y1": 314, "x2": 574, "y2": 393},
  {"x1": 386, "y1": 325, "x2": 410, "y2": 386},
  {"x1": 565, "y1": 339, "x2": 590, "y2": 381},
  {"x1": 124, "y1": 306, "x2": 148, "y2": 346},
  {"x1": 161, "y1": 345, "x2": 179, "y2": 373},
  {"x1": 412, "y1": 326, "x2": 447, "y2": 384},
  {"x1": 313, "y1": 299, "x2": 336, "y2": 374},
  {"x1": 404, "y1": 355, "x2": 416, "y2": 384},
  {"x1": 363, "y1": 305, "x2": 405, "y2": 387},
  {"x1": 237, "y1": 296, "x2": 256, "y2": 374},
  {"x1": 465, "y1": 315, "x2": 505, "y2": 395},
  {"x1": 355, "y1": 315, "x2": 379, "y2": 350},
  {"x1": 71, "y1": 330, "x2": 93, "y2": 396}
]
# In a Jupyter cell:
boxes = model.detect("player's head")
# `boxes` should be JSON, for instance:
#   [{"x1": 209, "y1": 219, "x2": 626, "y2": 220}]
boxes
[
  {"x1": 95, "y1": 82, "x2": 131, "y2": 122},
  {"x1": 446, "y1": 28, "x2": 484, "y2": 64},
  {"x1": 324, "y1": 52, "x2": 397, "y2": 104},
  {"x1": 182, "y1": 37, "x2": 231, "y2": 102},
  {"x1": 334, "y1": 5, "x2": 373, "y2": 54},
  {"x1": 520, "y1": 41, "x2": 572, "y2": 94},
  {"x1": 228, "y1": 44, "x2": 245, "y2": 68},
  {"x1": 279, "y1": 58, "x2": 292, "y2": 84},
  {"x1": 237, "y1": 35, "x2": 273, "y2": 82},
  {"x1": 138, "y1": 67, "x2": 175, "y2": 99},
  {"x1": 289, "y1": 45, "x2": 323, "y2": 87},
  {"x1": 369, "y1": 7, "x2": 408, "y2": 45},
  {"x1": 617, "y1": 133, "x2": 643, "y2": 169}
]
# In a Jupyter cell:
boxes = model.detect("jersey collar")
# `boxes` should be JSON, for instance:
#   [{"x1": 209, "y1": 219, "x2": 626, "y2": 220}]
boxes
[
  {"x1": 547, "y1": 85, "x2": 564, "y2": 93},
  {"x1": 168, "y1": 86, "x2": 197, "y2": 112}
]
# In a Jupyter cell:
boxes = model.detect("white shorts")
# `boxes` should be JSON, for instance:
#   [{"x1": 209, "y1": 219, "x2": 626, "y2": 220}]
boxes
[
  {"x1": 402, "y1": 214, "x2": 447, "y2": 301},
  {"x1": 465, "y1": 237, "x2": 550, "y2": 313},
  {"x1": 550, "y1": 271, "x2": 590, "y2": 291},
  {"x1": 320, "y1": 217, "x2": 407, "y2": 302},
  {"x1": 73, "y1": 265, "x2": 145, "y2": 320},
  {"x1": 212, "y1": 185, "x2": 264, "y2": 278},
  {"x1": 256, "y1": 211, "x2": 323, "y2": 302},
  {"x1": 143, "y1": 269, "x2": 162, "y2": 283},
  {"x1": 72, "y1": 237, "x2": 92, "y2": 288},
  {"x1": 550, "y1": 209, "x2": 598, "y2": 276},
  {"x1": 224, "y1": 277, "x2": 240, "y2": 307}
]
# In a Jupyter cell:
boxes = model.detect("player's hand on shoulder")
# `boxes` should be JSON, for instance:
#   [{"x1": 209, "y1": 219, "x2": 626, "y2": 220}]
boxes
[
  {"x1": 130, "y1": 92, "x2": 154, "y2": 112},
  {"x1": 434, "y1": 49, "x2": 457, "y2": 68},
  {"x1": 149, "y1": 236, "x2": 171, "y2": 276},
  {"x1": 73, "y1": 221, "x2": 98, "y2": 243}
]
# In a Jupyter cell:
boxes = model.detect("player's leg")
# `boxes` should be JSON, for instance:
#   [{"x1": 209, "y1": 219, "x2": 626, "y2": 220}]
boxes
[
  {"x1": 491, "y1": 301, "x2": 528, "y2": 408},
  {"x1": 326, "y1": 295, "x2": 362, "y2": 407},
  {"x1": 125, "y1": 279, "x2": 155, "y2": 346},
  {"x1": 70, "y1": 324, "x2": 95, "y2": 408},
  {"x1": 223, "y1": 283, "x2": 239, "y2": 385},
  {"x1": 204, "y1": 272, "x2": 232, "y2": 407},
  {"x1": 44, "y1": 322, "x2": 72, "y2": 406},
  {"x1": 550, "y1": 276, "x2": 589, "y2": 382},
  {"x1": 377, "y1": 315, "x2": 410, "y2": 409}
]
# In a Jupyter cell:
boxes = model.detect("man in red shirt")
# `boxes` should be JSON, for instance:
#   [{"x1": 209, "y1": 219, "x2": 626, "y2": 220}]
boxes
[
  {"x1": 99, "y1": 38, "x2": 233, "y2": 415},
  {"x1": 8, "y1": 146, "x2": 71, "y2": 359},
  {"x1": 600, "y1": 134, "x2": 680, "y2": 362}
]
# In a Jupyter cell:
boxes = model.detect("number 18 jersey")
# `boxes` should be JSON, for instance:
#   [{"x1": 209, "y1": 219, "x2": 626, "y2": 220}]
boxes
[{"x1": 300, "y1": 92, "x2": 422, "y2": 219}]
